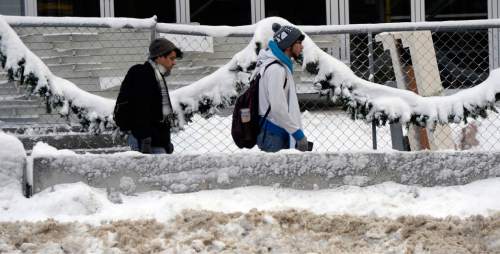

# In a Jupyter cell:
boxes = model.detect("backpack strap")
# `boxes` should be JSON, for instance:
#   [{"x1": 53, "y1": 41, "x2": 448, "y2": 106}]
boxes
[{"x1": 259, "y1": 60, "x2": 288, "y2": 128}]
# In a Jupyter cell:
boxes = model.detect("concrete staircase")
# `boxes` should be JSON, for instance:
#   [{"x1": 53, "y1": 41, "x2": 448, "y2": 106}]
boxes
[
  {"x1": 0, "y1": 81, "x2": 43, "y2": 124},
  {"x1": 0, "y1": 28, "x2": 148, "y2": 151}
]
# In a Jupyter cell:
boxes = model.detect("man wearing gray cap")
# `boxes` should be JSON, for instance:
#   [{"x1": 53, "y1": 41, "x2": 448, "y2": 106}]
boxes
[
  {"x1": 255, "y1": 23, "x2": 311, "y2": 152},
  {"x1": 114, "y1": 38, "x2": 182, "y2": 154}
]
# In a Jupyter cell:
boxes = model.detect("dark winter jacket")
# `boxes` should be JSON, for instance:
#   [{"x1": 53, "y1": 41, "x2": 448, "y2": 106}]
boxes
[{"x1": 117, "y1": 61, "x2": 173, "y2": 153}]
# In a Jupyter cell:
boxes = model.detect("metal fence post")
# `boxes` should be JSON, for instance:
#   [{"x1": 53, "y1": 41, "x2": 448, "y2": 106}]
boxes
[
  {"x1": 150, "y1": 16, "x2": 158, "y2": 42},
  {"x1": 368, "y1": 32, "x2": 377, "y2": 150},
  {"x1": 386, "y1": 81, "x2": 407, "y2": 151}
]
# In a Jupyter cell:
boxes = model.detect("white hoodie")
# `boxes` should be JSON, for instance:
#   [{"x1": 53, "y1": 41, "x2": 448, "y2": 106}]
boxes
[{"x1": 256, "y1": 48, "x2": 303, "y2": 148}]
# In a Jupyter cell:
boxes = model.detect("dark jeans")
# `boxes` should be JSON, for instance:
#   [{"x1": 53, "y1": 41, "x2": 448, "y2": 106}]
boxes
[
  {"x1": 256, "y1": 130, "x2": 289, "y2": 152},
  {"x1": 127, "y1": 134, "x2": 167, "y2": 154}
]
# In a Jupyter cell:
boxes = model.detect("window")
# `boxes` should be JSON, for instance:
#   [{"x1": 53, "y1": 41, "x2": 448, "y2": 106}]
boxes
[
  {"x1": 190, "y1": 0, "x2": 251, "y2": 25},
  {"x1": 425, "y1": 0, "x2": 488, "y2": 88},
  {"x1": 0, "y1": 0, "x2": 23, "y2": 15},
  {"x1": 115, "y1": 0, "x2": 176, "y2": 23},
  {"x1": 37, "y1": 0, "x2": 100, "y2": 17},
  {"x1": 349, "y1": 0, "x2": 410, "y2": 24},
  {"x1": 425, "y1": 0, "x2": 487, "y2": 21},
  {"x1": 265, "y1": 0, "x2": 326, "y2": 25}
]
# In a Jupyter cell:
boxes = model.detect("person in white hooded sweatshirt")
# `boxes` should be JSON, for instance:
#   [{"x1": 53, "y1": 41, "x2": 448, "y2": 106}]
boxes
[{"x1": 255, "y1": 23, "x2": 310, "y2": 152}]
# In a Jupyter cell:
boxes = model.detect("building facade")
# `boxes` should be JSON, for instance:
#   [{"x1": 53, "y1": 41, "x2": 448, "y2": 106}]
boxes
[
  {"x1": 1, "y1": 0, "x2": 499, "y2": 77},
  {"x1": 1, "y1": 0, "x2": 498, "y2": 25}
]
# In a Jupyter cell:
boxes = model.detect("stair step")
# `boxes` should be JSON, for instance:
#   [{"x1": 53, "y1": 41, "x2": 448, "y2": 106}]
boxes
[
  {"x1": 16, "y1": 132, "x2": 127, "y2": 150},
  {"x1": 47, "y1": 62, "x2": 103, "y2": 72},
  {"x1": 0, "y1": 99, "x2": 40, "y2": 106},
  {"x1": 93, "y1": 90, "x2": 119, "y2": 99},
  {"x1": 65, "y1": 77, "x2": 100, "y2": 86},
  {"x1": 0, "y1": 86, "x2": 22, "y2": 95},
  {"x1": 0, "y1": 123, "x2": 78, "y2": 135},
  {"x1": 0, "y1": 73, "x2": 9, "y2": 81},
  {"x1": 0, "y1": 94, "x2": 30, "y2": 101},
  {"x1": 33, "y1": 47, "x2": 104, "y2": 57},
  {"x1": 73, "y1": 68, "x2": 126, "y2": 78},
  {"x1": 20, "y1": 32, "x2": 99, "y2": 43},
  {"x1": 42, "y1": 32, "x2": 99, "y2": 42},
  {"x1": 0, "y1": 115, "x2": 40, "y2": 123},
  {"x1": 0, "y1": 104, "x2": 45, "y2": 116},
  {"x1": 41, "y1": 55, "x2": 95, "y2": 65}
]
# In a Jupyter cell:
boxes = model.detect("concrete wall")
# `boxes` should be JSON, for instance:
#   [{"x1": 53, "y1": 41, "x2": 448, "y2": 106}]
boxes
[{"x1": 30, "y1": 151, "x2": 500, "y2": 197}]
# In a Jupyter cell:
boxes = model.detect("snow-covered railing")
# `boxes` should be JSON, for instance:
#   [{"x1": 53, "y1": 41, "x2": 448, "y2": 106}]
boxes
[
  {"x1": 3, "y1": 15, "x2": 157, "y2": 29},
  {"x1": 8, "y1": 15, "x2": 497, "y2": 36},
  {"x1": 156, "y1": 19, "x2": 500, "y2": 36}
]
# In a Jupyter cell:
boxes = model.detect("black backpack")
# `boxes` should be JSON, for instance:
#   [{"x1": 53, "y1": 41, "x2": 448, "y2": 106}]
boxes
[
  {"x1": 113, "y1": 90, "x2": 133, "y2": 131},
  {"x1": 231, "y1": 60, "x2": 286, "y2": 148}
]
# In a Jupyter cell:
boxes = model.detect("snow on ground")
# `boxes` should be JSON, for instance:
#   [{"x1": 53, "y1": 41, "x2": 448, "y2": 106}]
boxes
[
  {"x1": 3, "y1": 179, "x2": 500, "y2": 223},
  {"x1": 2, "y1": 130, "x2": 500, "y2": 252},
  {"x1": 1, "y1": 180, "x2": 500, "y2": 253}
]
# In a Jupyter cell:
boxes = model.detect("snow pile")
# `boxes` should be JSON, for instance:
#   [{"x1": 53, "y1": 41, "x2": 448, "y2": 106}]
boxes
[
  {"x1": 0, "y1": 131, "x2": 25, "y2": 187},
  {"x1": 30, "y1": 141, "x2": 77, "y2": 157},
  {"x1": 1, "y1": 210, "x2": 499, "y2": 253},
  {"x1": 0, "y1": 131, "x2": 26, "y2": 215}
]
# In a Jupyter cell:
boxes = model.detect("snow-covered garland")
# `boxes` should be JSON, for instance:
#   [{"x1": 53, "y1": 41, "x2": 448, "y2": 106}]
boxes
[
  {"x1": 248, "y1": 19, "x2": 500, "y2": 128},
  {"x1": 0, "y1": 49, "x2": 104, "y2": 130},
  {"x1": 2, "y1": 15, "x2": 500, "y2": 134},
  {"x1": 0, "y1": 17, "x2": 115, "y2": 133},
  {"x1": 171, "y1": 17, "x2": 500, "y2": 130}
]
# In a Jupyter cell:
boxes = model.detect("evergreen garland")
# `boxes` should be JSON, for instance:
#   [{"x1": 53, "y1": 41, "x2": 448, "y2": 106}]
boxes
[
  {"x1": 3, "y1": 20, "x2": 500, "y2": 135},
  {"x1": 308, "y1": 59, "x2": 499, "y2": 128},
  {"x1": 0, "y1": 35, "x2": 113, "y2": 133}
]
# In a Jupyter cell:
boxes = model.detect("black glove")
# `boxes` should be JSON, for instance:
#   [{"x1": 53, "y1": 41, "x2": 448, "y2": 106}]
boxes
[
  {"x1": 296, "y1": 136, "x2": 309, "y2": 152},
  {"x1": 140, "y1": 137, "x2": 152, "y2": 154},
  {"x1": 166, "y1": 142, "x2": 174, "y2": 154}
]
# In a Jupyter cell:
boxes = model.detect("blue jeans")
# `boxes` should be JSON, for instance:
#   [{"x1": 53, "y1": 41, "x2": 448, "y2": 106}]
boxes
[
  {"x1": 256, "y1": 130, "x2": 289, "y2": 152},
  {"x1": 127, "y1": 134, "x2": 167, "y2": 154}
]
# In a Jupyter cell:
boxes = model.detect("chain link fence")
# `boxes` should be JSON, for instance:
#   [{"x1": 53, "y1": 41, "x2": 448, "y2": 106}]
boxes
[
  {"x1": 166, "y1": 26, "x2": 498, "y2": 153},
  {"x1": 1, "y1": 24, "x2": 151, "y2": 129},
  {"x1": 358, "y1": 29, "x2": 496, "y2": 151},
  {"x1": 2, "y1": 20, "x2": 500, "y2": 152}
]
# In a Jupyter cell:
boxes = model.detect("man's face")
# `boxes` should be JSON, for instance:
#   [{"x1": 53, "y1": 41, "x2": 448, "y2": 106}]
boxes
[
  {"x1": 156, "y1": 51, "x2": 177, "y2": 71},
  {"x1": 290, "y1": 40, "x2": 304, "y2": 59}
]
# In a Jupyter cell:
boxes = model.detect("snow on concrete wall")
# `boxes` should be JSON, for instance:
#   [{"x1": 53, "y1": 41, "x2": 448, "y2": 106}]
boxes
[
  {"x1": 0, "y1": 131, "x2": 26, "y2": 192},
  {"x1": 32, "y1": 151, "x2": 500, "y2": 195}
]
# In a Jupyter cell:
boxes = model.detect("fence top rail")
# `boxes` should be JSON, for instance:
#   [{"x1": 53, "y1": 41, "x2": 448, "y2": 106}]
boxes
[
  {"x1": 2, "y1": 15, "x2": 157, "y2": 29},
  {"x1": 4, "y1": 15, "x2": 500, "y2": 36},
  {"x1": 155, "y1": 22, "x2": 255, "y2": 37},
  {"x1": 158, "y1": 18, "x2": 500, "y2": 36},
  {"x1": 301, "y1": 19, "x2": 500, "y2": 34}
]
